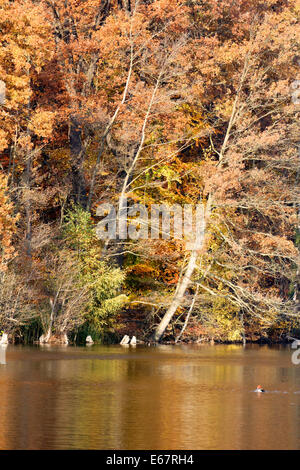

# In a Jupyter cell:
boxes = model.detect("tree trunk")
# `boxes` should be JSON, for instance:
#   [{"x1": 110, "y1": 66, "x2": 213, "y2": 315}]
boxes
[
  {"x1": 0, "y1": 343, "x2": 7, "y2": 365},
  {"x1": 115, "y1": 170, "x2": 133, "y2": 267},
  {"x1": 43, "y1": 298, "x2": 55, "y2": 343},
  {"x1": 69, "y1": 117, "x2": 87, "y2": 207},
  {"x1": 0, "y1": 333, "x2": 9, "y2": 345},
  {"x1": 24, "y1": 152, "x2": 32, "y2": 257},
  {"x1": 152, "y1": 200, "x2": 210, "y2": 342},
  {"x1": 175, "y1": 284, "x2": 199, "y2": 343}
]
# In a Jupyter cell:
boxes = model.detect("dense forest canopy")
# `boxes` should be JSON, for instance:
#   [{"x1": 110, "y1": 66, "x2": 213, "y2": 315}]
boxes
[{"x1": 0, "y1": 0, "x2": 299, "y2": 344}]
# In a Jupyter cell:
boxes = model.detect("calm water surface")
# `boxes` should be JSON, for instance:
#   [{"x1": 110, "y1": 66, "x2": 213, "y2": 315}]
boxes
[{"x1": 0, "y1": 343, "x2": 299, "y2": 450}]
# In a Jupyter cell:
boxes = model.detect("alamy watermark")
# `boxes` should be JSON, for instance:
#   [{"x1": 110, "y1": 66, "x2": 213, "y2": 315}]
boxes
[{"x1": 95, "y1": 199, "x2": 205, "y2": 250}]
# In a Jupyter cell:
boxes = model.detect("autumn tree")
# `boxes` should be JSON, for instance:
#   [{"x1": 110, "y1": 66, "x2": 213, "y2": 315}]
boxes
[
  {"x1": 153, "y1": 0, "x2": 300, "y2": 341},
  {"x1": 0, "y1": 172, "x2": 34, "y2": 336},
  {"x1": 0, "y1": 0, "x2": 55, "y2": 259}
]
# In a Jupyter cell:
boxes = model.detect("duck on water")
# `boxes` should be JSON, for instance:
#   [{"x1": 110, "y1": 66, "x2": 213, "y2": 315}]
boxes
[{"x1": 255, "y1": 385, "x2": 265, "y2": 393}]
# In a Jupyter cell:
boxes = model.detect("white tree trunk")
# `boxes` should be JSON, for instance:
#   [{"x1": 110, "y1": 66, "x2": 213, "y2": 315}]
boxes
[
  {"x1": 153, "y1": 201, "x2": 210, "y2": 342},
  {"x1": 0, "y1": 344, "x2": 7, "y2": 365},
  {"x1": 0, "y1": 333, "x2": 9, "y2": 345}
]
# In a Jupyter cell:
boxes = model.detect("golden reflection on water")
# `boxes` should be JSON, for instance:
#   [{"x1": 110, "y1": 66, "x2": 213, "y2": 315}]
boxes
[{"x1": 0, "y1": 344, "x2": 299, "y2": 449}]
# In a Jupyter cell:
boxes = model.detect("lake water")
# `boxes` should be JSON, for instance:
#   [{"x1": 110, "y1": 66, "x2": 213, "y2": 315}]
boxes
[{"x1": 0, "y1": 343, "x2": 299, "y2": 450}]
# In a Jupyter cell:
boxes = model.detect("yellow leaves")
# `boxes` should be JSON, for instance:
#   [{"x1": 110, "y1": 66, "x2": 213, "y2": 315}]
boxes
[
  {"x1": 0, "y1": 0, "x2": 55, "y2": 151},
  {"x1": 202, "y1": 145, "x2": 214, "y2": 161},
  {"x1": 49, "y1": 148, "x2": 71, "y2": 171},
  {"x1": 17, "y1": 134, "x2": 33, "y2": 151},
  {"x1": 0, "y1": 128, "x2": 8, "y2": 152},
  {"x1": 126, "y1": 263, "x2": 159, "y2": 278},
  {"x1": 180, "y1": 103, "x2": 211, "y2": 146},
  {"x1": 28, "y1": 110, "x2": 55, "y2": 139},
  {"x1": 8, "y1": 75, "x2": 30, "y2": 89},
  {"x1": 294, "y1": 0, "x2": 300, "y2": 15},
  {"x1": 204, "y1": 296, "x2": 243, "y2": 342},
  {"x1": 214, "y1": 98, "x2": 234, "y2": 120},
  {"x1": 125, "y1": 192, "x2": 142, "y2": 203}
]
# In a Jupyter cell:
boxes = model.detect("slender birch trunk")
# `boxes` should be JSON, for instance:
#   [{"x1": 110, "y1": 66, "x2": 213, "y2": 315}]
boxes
[{"x1": 153, "y1": 200, "x2": 211, "y2": 342}]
